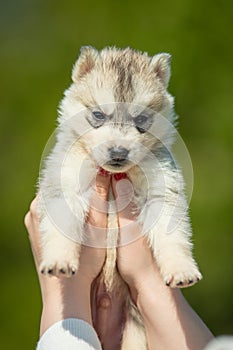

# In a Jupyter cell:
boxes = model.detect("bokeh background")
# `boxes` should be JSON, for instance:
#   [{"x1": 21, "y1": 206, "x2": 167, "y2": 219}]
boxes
[{"x1": 1, "y1": 0, "x2": 232, "y2": 348}]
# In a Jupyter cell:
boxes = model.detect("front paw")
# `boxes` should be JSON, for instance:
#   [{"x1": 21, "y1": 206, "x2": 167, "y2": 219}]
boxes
[
  {"x1": 40, "y1": 258, "x2": 79, "y2": 277},
  {"x1": 39, "y1": 233, "x2": 80, "y2": 277},
  {"x1": 161, "y1": 258, "x2": 202, "y2": 288},
  {"x1": 39, "y1": 243, "x2": 80, "y2": 277}
]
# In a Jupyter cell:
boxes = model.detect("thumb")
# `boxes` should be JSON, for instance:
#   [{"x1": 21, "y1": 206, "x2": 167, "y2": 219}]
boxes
[
  {"x1": 112, "y1": 174, "x2": 142, "y2": 245},
  {"x1": 89, "y1": 169, "x2": 111, "y2": 213},
  {"x1": 111, "y1": 174, "x2": 134, "y2": 214},
  {"x1": 84, "y1": 169, "x2": 111, "y2": 247},
  {"x1": 95, "y1": 168, "x2": 111, "y2": 200}
]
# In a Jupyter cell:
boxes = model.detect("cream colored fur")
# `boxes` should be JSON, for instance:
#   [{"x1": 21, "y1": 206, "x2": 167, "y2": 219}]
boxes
[{"x1": 37, "y1": 47, "x2": 202, "y2": 349}]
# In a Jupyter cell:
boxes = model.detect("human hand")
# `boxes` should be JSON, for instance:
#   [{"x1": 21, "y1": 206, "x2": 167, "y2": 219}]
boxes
[
  {"x1": 24, "y1": 172, "x2": 111, "y2": 335},
  {"x1": 112, "y1": 175, "x2": 214, "y2": 350},
  {"x1": 111, "y1": 175, "x2": 163, "y2": 301}
]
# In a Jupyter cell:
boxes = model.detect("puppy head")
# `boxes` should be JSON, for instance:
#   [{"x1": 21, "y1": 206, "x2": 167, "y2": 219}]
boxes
[{"x1": 60, "y1": 47, "x2": 175, "y2": 172}]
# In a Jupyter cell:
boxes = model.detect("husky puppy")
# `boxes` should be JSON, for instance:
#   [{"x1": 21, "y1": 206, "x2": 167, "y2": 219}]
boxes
[{"x1": 38, "y1": 47, "x2": 202, "y2": 349}]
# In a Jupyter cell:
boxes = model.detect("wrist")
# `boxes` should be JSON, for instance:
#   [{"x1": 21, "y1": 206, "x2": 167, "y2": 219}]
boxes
[
  {"x1": 127, "y1": 264, "x2": 162, "y2": 303},
  {"x1": 40, "y1": 274, "x2": 92, "y2": 336},
  {"x1": 133, "y1": 265, "x2": 180, "y2": 312}
]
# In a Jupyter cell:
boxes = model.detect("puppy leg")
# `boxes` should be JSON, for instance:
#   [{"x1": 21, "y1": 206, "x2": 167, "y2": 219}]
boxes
[
  {"x1": 155, "y1": 230, "x2": 202, "y2": 288},
  {"x1": 39, "y1": 216, "x2": 81, "y2": 277},
  {"x1": 142, "y1": 157, "x2": 202, "y2": 288},
  {"x1": 147, "y1": 201, "x2": 202, "y2": 288},
  {"x1": 38, "y1": 197, "x2": 84, "y2": 277}
]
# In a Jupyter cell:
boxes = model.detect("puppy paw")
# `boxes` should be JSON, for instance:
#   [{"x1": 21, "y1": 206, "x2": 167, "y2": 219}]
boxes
[
  {"x1": 39, "y1": 233, "x2": 80, "y2": 277},
  {"x1": 161, "y1": 259, "x2": 202, "y2": 288},
  {"x1": 40, "y1": 258, "x2": 78, "y2": 277},
  {"x1": 39, "y1": 243, "x2": 79, "y2": 277}
]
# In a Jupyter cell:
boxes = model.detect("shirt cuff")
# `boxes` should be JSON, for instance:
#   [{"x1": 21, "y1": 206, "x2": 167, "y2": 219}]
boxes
[{"x1": 37, "y1": 318, "x2": 102, "y2": 350}]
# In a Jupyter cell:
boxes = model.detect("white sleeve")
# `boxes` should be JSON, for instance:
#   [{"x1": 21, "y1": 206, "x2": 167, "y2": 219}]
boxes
[
  {"x1": 203, "y1": 336, "x2": 233, "y2": 350},
  {"x1": 36, "y1": 318, "x2": 102, "y2": 350}
]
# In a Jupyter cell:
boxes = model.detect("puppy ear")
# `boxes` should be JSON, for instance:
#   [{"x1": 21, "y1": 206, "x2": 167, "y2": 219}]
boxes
[
  {"x1": 150, "y1": 53, "x2": 171, "y2": 88},
  {"x1": 72, "y1": 46, "x2": 98, "y2": 82}
]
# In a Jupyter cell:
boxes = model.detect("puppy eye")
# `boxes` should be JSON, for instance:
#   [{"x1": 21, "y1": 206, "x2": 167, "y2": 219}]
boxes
[
  {"x1": 134, "y1": 114, "x2": 149, "y2": 133},
  {"x1": 134, "y1": 115, "x2": 148, "y2": 125},
  {"x1": 92, "y1": 111, "x2": 106, "y2": 121}
]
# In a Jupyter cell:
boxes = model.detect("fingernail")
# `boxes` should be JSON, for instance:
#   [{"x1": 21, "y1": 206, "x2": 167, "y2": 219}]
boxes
[
  {"x1": 98, "y1": 167, "x2": 110, "y2": 176},
  {"x1": 114, "y1": 172, "x2": 127, "y2": 181}
]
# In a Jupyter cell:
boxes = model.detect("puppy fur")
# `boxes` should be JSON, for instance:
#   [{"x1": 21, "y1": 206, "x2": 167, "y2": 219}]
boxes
[{"x1": 38, "y1": 47, "x2": 202, "y2": 350}]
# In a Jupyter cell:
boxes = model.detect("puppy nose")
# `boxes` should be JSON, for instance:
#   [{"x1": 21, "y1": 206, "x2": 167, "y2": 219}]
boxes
[{"x1": 109, "y1": 147, "x2": 129, "y2": 162}]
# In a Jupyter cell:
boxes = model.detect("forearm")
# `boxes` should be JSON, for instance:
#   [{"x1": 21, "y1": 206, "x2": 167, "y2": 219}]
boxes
[
  {"x1": 40, "y1": 275, "x2": 92, "y2": 336},
  {"x1": 134, "y1": 267, "x2": 214, "y2": 350}
]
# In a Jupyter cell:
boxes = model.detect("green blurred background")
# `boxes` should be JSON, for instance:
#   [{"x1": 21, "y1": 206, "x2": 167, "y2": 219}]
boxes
[{"x1": 0, "y1": 0, "x2": 232, "y2": 348}]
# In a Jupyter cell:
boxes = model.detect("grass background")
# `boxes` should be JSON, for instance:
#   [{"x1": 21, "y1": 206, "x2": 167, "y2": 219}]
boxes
[{"x1": 0, "y1": 0, "x2": 232, "y2": 348}]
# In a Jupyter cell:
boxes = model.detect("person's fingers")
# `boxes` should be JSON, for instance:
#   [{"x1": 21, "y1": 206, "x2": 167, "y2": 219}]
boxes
[
  {"x1": 24, "y1": 211, "x2": 32, "y2": 230},
  {"x1": 24, "y1": 196, "x2": 43, "y2": 267},
  {"x1": 24, "y1": 196, "x2": 40, "y2": 233},
  {"x1": 88, "y1": 171, "x2": 111, "y2": 226},
  {"x1": 112, "y1": 175, "x2": 142, "y2": 245},
  {"x1": 78, "y1": 172, "x2": 110, "y2": 277},
  {"x1": 112, "y1": 175, "x2": 135, "y2": 215},
  {"x1": 30, "y1": 196, "x2": 39, "y2": 218},
  {"x1": 84, "y1": 170, "x2": 110, "y2": 247},
  {"x1": 94, "y1": 170, "x2": 111, "y2": 199}
]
